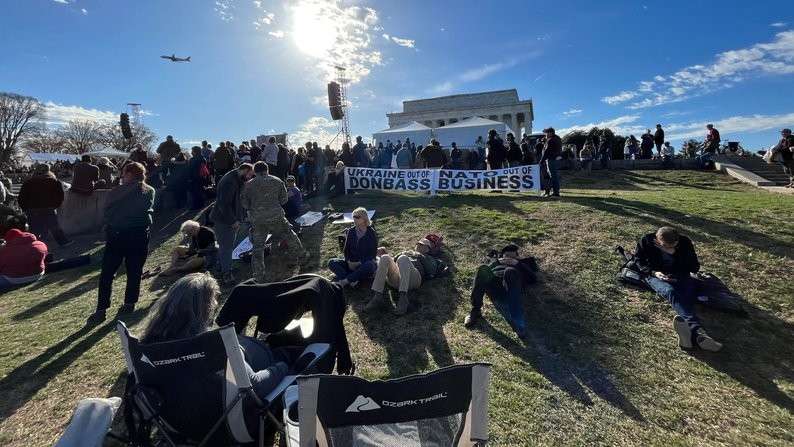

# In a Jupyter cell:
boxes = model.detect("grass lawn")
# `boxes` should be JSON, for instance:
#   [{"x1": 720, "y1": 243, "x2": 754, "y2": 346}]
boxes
[{"x1": 1, "y1": 169, "x2": 792, "y2": 446}]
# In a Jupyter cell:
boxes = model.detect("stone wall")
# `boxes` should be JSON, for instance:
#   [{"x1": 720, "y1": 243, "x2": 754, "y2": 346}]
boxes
[
  {"x1": 403, "y1": 90, "x2": 520, "y2": 113},
  {"x1": 58, "y1": 189, "x2": 112, "y2": 235}
]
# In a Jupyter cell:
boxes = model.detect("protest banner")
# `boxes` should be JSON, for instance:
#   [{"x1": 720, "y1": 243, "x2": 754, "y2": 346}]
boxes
[{"x1": 344, "y1": 165, "x2": 541, "y2": 193}]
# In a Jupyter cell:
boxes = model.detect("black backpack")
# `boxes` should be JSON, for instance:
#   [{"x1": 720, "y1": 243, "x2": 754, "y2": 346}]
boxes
[{"x1": 615, "y1": 246, "x2": 648, "y2": 290}]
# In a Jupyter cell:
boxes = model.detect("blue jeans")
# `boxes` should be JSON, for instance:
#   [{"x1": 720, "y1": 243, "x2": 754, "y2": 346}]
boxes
[
  {"x1": 645, "y1": 275, "x2": 700, "y2": 330},
  {"x1": 470, "y1": 266, "x2": 526, "y2": 334},
  {"x1": 328, "y1": 258, "x2": 376, "y2": 282},
  {"x1": 214, "y1": 222, "x2": 237, "y2": 274},
  {"x1": 545, "y1": 159, "x2": 560, "y2": 195}
]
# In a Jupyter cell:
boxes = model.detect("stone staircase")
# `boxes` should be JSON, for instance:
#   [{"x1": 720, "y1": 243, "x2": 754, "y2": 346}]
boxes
[{"x1": 714, "y1": 154, "x2": 791, "y2": 186}]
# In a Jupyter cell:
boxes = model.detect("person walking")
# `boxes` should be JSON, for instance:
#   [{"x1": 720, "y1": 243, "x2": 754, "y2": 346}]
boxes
[
  {"x1": 539, "y1": 127, "x2": 562, "y2": 197},
  {"x1": 241, "y1": 162, "x2": 305, "y2": 283},
  {"x1": 775, "y1": 128, "x2": 794, "y2": 187},
  {"x1": 18, "y1": 164, "x2": 72, "y2": 247},
  {"x1": 87, "y1": 162, "x2": 155, "y2": 324},
  {"x1": 210, "y1": 163, "x2": 254, "y2": 284}
]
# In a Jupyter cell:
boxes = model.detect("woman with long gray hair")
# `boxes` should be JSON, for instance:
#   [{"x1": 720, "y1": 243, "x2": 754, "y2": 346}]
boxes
[{"x1": 139, "y1": 273, "x2": 297, "y2": 399}]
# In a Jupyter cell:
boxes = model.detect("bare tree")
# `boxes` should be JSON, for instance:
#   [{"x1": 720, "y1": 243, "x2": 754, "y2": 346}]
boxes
[
  {"x1": 97, "y1": 121, "x2": 158, "y2": 152},
  {"x1": 0, "y1": 92, "x2": 44, "y2": 164},
  {"x1": 57, "y1": 119, "x2": 102, "y2": 154},
  {"x1": 21, "y1": 126, "x2": 67, "y2": 153}
]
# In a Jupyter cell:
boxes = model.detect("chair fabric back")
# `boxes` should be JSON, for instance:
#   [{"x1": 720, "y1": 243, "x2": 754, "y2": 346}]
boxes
[
  {"x1": 116, "y1": 322, "x2": 255, "y2": 445},
  {"x1": 295, "y1": 363, "x2": 491, "y2": 447}
]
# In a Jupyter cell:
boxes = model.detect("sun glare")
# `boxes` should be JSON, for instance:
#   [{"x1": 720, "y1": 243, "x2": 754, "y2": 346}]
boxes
[{"x1": 291, "y1": 2, "x2": 338, "y2": 59}]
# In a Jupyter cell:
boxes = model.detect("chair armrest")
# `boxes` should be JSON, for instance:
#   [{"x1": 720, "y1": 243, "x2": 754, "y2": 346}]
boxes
[
  {"x1": 283, "y1": 385, "x2": 299, "y2": 410},
  {"x1": 263, "y1": 374, "x2": 297, "y2": 407},
  {"x1": 295, "y1": 343, "x2": 331, "y2": 374}
]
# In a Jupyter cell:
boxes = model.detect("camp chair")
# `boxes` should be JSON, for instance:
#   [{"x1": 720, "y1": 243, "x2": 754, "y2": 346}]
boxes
[
  {"x1": 282, "y1": 363, "x2": 491, "y2": 447},
  {"x1": 116, "y1": 321, "x2": 331, "y2": 446}
]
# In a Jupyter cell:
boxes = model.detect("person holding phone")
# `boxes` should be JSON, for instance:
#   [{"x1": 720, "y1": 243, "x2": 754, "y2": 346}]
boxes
[{"x1": 634, "y1": 227, "x2": 722, "y2": 352}]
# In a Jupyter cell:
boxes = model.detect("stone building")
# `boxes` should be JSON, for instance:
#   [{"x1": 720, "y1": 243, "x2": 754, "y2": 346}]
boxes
[{"x1": 386, "y1": 89, "x2": 534, "y2": 136}]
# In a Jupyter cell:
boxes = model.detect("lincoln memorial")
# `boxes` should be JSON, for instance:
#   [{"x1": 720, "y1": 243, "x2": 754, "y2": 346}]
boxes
[{"x1": 386, "y1": 89, "x2": 534, "y2": 136}]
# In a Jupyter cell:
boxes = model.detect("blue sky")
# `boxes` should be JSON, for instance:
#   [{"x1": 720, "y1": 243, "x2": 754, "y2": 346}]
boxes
[{"x1": 2, "y1": 0, "x2": 793, "y2": 150}]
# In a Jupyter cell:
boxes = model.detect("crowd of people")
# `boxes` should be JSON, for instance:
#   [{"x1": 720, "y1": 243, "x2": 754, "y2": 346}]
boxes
[{"x1": 6, "y1": 123, "x2": 793, "y2": 355}]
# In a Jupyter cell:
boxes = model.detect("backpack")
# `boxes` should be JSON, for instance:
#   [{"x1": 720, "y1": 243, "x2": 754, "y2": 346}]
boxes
[
  {"x1": 614, "y1": 245, "x2": 648, "y2": 290},
  {"x1": 424, "y1": 233, "x2": 444, "y2": 256}
]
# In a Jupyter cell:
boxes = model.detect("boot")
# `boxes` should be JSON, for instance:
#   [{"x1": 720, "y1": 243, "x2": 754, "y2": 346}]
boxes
[
  {"x1": 365, "y1": 291, "x2": 386, "y2": 311},
  {"x1": 394, "y1": 292, "x2": 410, "y2": 315}
]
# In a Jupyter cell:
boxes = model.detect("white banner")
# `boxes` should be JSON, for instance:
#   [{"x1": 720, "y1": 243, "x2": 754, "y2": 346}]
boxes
[{"x1": 344, "y1": 165, "x2": 541, "y2": 193}]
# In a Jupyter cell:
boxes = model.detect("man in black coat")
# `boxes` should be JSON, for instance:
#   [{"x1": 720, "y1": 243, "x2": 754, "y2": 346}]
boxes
[
  {"x1": 653, "y1": 124, "x2": 665, "y2": 156},
  {"x1": 485, "y1": 129, "x2": 506, "y2": 169},
  {"x1": 634, "y1": 227, "x2": 722, "y2": 352},
  {"x1": 18, "y1": 164, "x2": 72, "y2": 246},
  {"x1": 210, "y1": 163, "x2": 254, "y2": 284},
  {"x1": 539, "y1": 127, "x2": 562, "y2": 197}
]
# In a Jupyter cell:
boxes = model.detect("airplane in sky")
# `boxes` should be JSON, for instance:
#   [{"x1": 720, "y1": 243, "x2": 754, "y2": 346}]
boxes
[{"x1": 160, "y1": 53, "x2": 191, "y2": 62}]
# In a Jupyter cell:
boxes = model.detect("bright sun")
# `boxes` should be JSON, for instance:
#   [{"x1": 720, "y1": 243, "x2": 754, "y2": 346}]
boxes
[{"x1": 291, "y1": 2, "x2": 338, "y2": 59}]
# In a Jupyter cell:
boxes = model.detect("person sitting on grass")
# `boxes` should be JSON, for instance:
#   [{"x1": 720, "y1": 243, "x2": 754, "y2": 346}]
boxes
[
  {"x1": 162, "y1": 220, "x2": 217, "y2": 276},
  {"x1": 283, "y1": 175, "x2": 303, "y2": 222},
  {"x1": 366, "y1": 236, "x2": 449, "y2": 315},
  {"x1": 140, "y1": 273, "x2": 298, "y2": 405},
  {"x1": 634, "y1": 226, "x2": 722, "y2": 352},
  {"x1": 328, "y1": 207, "x2": 377, "y2": 288},
  {"x1": 0, "y1": 214, "x2": 48, "y2": 293},
  {"x1": 463, "y1": 244, "x2": 539, "y2": 339}
]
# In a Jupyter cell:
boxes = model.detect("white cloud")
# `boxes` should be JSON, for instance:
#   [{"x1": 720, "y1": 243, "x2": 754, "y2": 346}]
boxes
[
  {"x1": 287, "y1": 0, "x2": 383, "y2": 83},
  {"x1": 562, "y1": 108, "x2": 583, "y2": 117},
  {"x1": 253, "y1": 12, "x2": 275, "y2": 27},
  {"x1": 389, "y1": 36, "x2": 415, "y2": 48},
  {"x1": 290, "y1": 116, "x2": 340, "y2": 148},
  {"x1": 603, "y1": 30, "x2": 794, "y2": 109},
  {"x1": 602, "y1": 90, "x2": 637, "y2": 105},
  {"x1": 382, "y1": 33, "x2": 390, "y2": 40},
  {"x1": 770, "y1": 22, "x2": 787, "y2": 28},
  {"x1": 43, "y1": 102, "x2": 117, "y2": 126},
  {"x1": 215, "y1": 0, "x2": 234, "y2": 22},
  {"x1": 268, "y1": 30, "x2": 285, "y2": 38},
  {"x1": 253, "y1": 0, "x2": 262, "y2": 7},
  {"x1": 665, "y1": 112, "x2": 794, "y2": 140},
  {"x1": 81, "y1": 8, "x2": 87, "y2": 15},
  {"x1": 52, "y1": 0, "x2": 69, "y2": 4},
  {"x1": 557, "y1": 115, "x2": 645, "y2": 137},
  {"x1": 429, "y1": 53, "x2": 539, "y2": 94}
]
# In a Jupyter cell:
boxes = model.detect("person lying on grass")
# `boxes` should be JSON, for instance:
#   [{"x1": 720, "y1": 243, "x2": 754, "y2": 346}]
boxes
[
  {"x1": 634, "y1": 226, "x2": 722, "y2": 352},
  {"x1": 328, "y1": 207, "x2": 377, "y2": 288},
  {"x1": 366, "y1": 237, "x2": 449, "y2": 315},
  {"x1": 162, "y1": 220, "x2": 217, "y2": 276},
  {"x1": 140, "y1": 273, "x2": 300, "y2": 403},
  {"x1": 464, "y1": 244, "x2": 538, "y2": 339}
]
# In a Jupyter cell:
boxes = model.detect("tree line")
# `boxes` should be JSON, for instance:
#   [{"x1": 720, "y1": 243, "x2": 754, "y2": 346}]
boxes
[{"x1": 0, "y1": 91, "x2": 157, "y2": 166}]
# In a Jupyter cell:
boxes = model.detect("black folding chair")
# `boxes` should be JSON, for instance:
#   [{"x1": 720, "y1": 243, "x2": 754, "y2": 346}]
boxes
[
  {"x1": 116, "y1": 321, "x2": 330, "y2": 446},
  {"x1": 282, "y1": 363, "x2": 491, "y2": 447}
]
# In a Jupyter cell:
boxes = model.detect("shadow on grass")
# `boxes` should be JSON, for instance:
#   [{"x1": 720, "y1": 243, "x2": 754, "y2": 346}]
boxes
[
  {"x1": 11, "y1": 274, "x2": 99, "y2": 321},
  {"x1": 565, "y1": 196, "x2": 793, "y2": 260},
  {"x1": 690, "y1": 302, "x2": 794, "y2": 412},
  {"x1": 0, "y1": 306, "x2": 152, "y2": 423},
  {"x1": 472, "y1": 272, "x2": 646, "y2": 422},
  {"x1": 348, "y1": 251, "x2": 457, "y2": 378}
]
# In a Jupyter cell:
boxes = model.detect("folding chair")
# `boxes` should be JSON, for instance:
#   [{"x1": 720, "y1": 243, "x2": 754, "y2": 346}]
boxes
[
  {"x1": 116, "y1": 321, "x2": 330, "y2": 446},
  {"x1": 282, "y1": 363, "x2": 491, "y2": 447}
]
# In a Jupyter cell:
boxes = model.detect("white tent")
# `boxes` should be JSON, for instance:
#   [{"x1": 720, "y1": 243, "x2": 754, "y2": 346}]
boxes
[
  {"x1": 433, "y1": 117, "x2": 513, "y2": 148},
  {"x1": 20, "y1": 152, "x2": 80, "y2": 166},
  {"x1": 85, "y1": 148, "x2": 130, "y2": 159},
  {"x1": 372, "y1": 121, "x2": 433, "y2": 146}
]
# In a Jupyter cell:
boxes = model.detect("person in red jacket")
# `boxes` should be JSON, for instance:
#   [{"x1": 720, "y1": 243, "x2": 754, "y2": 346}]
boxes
[{"x1": 0, "y1": 214, "x2": 48, "y2": 293}]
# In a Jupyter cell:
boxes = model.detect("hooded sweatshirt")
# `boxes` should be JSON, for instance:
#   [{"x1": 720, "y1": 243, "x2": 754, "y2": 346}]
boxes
[{"x1": 0, "y1": 229, "x2": 48, "y2": 280}]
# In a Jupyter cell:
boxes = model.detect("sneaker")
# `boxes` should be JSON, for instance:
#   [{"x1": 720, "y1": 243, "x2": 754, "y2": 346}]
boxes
[
  {"x1": 86, "y1": 310, "x2": 106, "y2": 325},
  {"x1": 394, "y1": 292, "x2": 410, "y2": 315},
  {"x1": 695, "y1": 328, "x2": 723, "y2": 352},
  {"x1": 119, "y1": 303, "x2": 135, "y2": 314},
  {"x1": 464, "y1": 311, "x2": 481, "y2": 328},
  {"x1": 673, "y1": 315, "x2": 693, "y2": 349},
  {"x1": 541, "y1": 191, "x2": 551, "y2": 198},
  {"x1": 364, "y1": 292, "x2": 386, "y2": 311}
]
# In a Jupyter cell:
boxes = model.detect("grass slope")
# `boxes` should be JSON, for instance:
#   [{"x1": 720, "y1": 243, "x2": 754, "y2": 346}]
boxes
[{"x1": 0, "y1": 170, "x2": 792, "y2": 446}]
